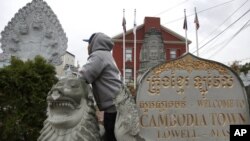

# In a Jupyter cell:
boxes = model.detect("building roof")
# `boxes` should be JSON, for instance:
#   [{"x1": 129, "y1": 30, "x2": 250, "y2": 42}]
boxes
[
  {"x1": 160, "y1": 25, "x2": 191, "y2": 43},
  {"x1": 112, "y1": 24, "x2": 144, "y2": 39},
  {"x1": 66, "y1": 51, "x2": 75, "y2": 57}
]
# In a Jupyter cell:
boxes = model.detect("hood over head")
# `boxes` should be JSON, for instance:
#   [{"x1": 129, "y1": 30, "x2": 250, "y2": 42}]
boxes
[{"x1": 88, "y1": 32, "x2": 114, "y2": 54}]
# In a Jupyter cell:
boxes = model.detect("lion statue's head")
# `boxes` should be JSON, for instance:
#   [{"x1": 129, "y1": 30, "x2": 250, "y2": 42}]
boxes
[{"x1": 38, "y1": 75, "x2": 101, "y2": 141}]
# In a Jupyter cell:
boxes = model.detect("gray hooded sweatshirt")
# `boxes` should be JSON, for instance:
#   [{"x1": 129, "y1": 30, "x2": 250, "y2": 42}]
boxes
[{"x1": 80, "y1": 33, "x2": 122, "y2": 112}]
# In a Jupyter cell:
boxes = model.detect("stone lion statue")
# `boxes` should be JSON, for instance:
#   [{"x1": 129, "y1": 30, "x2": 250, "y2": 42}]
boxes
[{"x1": 38, "y1": 74, "x2": 102, "y2": 141}]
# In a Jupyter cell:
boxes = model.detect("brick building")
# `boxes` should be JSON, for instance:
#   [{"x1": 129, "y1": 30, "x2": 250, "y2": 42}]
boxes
[{"x1": 112, "y1": 17, "x2": 191, "y2": 84}]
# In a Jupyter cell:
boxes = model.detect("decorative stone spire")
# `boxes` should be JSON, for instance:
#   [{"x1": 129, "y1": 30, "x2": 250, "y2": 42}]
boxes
[
  {"x1": 0, "y1": 0, "x2": 68, "y2": 66},
  {"x1": 139, "y1": 28, "x2": 166, "y2": 74}
]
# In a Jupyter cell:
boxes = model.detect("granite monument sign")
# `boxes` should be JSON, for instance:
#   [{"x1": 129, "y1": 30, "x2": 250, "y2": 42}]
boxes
[{"x1": 137, "y1": 53, "x2": 250, "y2": 141}]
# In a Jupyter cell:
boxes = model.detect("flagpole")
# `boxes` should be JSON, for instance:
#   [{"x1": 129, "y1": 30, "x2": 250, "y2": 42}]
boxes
[
  {"x1": 184, "y1": 9, "x2": 188, "y2": 53},
  {"x1": 123, "y1": 9, "x2": 126, "y2": 84},
  {"x1": 185, "y1": 27, "x2": 188, "y2": 53},
  {"x1": 133, "y1": 9, "x2": 137, "y2": 89},
  {"x1": 195, "y1": 7, "x2": 199, "y2": 56}
]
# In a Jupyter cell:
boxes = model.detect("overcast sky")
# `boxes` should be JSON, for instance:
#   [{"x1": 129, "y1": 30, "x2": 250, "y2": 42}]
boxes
[{"x1": 0, "y1": 0, "x2": 249, "y2": 66}]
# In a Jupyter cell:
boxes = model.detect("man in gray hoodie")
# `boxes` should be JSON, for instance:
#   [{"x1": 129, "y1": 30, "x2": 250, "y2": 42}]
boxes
[{"x1": 80, "y1": 32, "x2": 122, "y2": 141}]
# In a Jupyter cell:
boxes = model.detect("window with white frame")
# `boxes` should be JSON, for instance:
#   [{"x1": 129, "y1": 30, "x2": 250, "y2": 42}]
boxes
[
  {"x1": 125, "y1": 68, "x2": 132, "y2": 82},
  {"x1": 125, "y1": 48, "x2": 132, "y2": 61},
  {"x1": 170, "y1": 49, "x2": 177, "y2": 59}
]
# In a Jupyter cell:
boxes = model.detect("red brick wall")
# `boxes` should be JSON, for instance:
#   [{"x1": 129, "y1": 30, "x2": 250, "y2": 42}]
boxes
[
  {"x1": 112, "y1": 17, "x2": 187, "y2": 77},
  {"x1": 144, "y1": 17, "x2": 161, "y2": 32}
]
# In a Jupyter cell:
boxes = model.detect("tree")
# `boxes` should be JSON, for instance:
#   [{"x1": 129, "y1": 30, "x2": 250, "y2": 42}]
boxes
[
  {"x1": 0, "y1": 56, "x2": 58, "y2": 141},
  {"x1": 229, "y1": 61, "x2": 241, "y2": 74},
  {"x1": 240, "y1": 62, "x2": 250, "y2": 74}
]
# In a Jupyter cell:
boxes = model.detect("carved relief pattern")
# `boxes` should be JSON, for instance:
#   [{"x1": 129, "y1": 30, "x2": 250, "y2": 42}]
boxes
[
  {"x1": 145, "y1": 54, "x2": 234, "y2": 98},
  {"x1": 0, "y1": 0, "x2": 67, "y2": 65},
  {"x1": 114, "y1": 86, "x2": 140, "y2": 136},
  {"x1": 139, "y1": 28, "x2": 166, "y2": 74},
  {"x1": 0, "y1": 53, "x2": 11, "y2": 61},
  {"x1": 152, "y1": 54, "x2": 229, "y2": 75}
]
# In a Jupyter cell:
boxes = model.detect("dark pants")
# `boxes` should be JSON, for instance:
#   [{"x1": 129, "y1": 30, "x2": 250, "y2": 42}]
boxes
[{"x1": 104, "y1": 112, "x2": 117, "y2": 141}]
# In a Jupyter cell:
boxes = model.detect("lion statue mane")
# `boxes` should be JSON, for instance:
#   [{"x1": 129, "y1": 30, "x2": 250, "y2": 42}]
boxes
[{"x1": 38, "y1": 74, "x2": 101, "y2": 141}]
